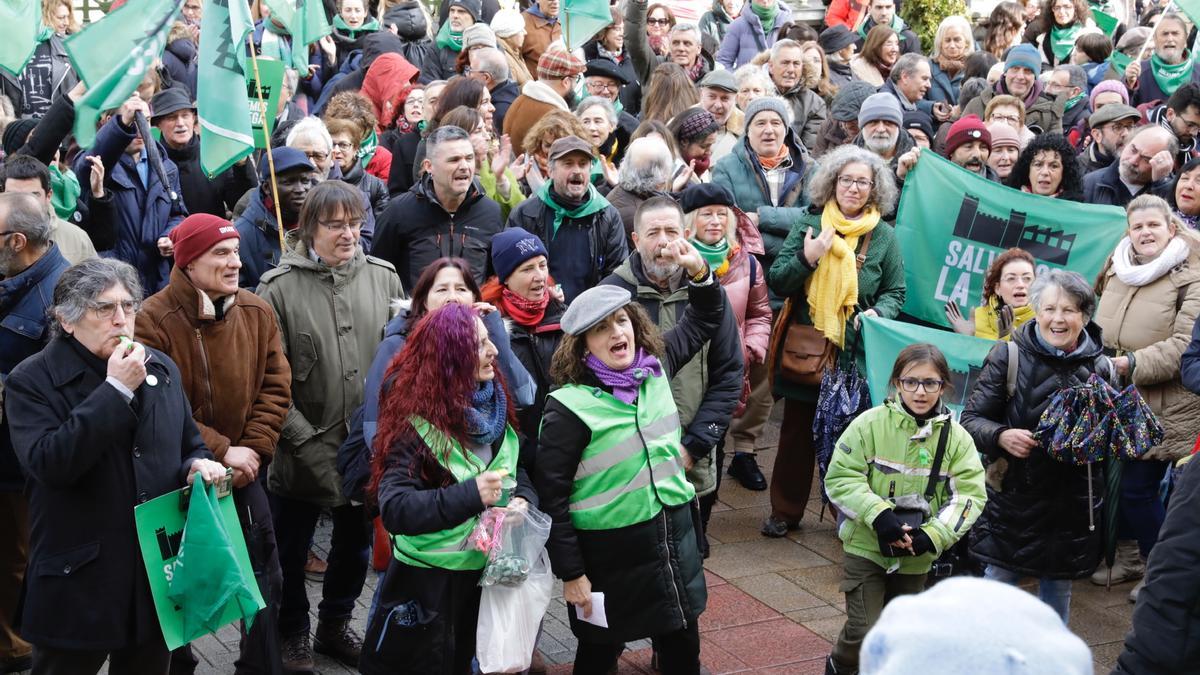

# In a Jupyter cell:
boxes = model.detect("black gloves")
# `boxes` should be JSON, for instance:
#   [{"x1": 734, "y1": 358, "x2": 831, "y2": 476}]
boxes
[
  {"x1": 872, "y1": 509, "x2": 906, "y2": 543},
  {"x1": 908, "y1": 529, "x2": 935, "y2": 557}
]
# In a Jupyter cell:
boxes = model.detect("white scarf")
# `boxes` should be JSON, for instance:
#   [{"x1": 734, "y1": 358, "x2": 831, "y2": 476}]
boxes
[{"x1": 1111, "y1": 236, "x2": 1190, "y2": 287}]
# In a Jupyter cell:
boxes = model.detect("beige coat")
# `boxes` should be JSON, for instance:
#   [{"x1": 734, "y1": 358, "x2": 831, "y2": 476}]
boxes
[
  {"x1": 500, "y1": 38, "x2": 532, "y2": 86},
  {"x1": 1095, "y1": 248, "x2": 1200, "y2": 461}
]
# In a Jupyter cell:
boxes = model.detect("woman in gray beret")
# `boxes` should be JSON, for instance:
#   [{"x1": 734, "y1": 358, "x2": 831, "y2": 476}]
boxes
[{"x1": 532, "y1": 237, "x2": 722, "y2": 675}]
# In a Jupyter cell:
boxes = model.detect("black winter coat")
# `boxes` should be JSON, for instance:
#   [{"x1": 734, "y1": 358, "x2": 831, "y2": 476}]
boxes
[
  {"x1": 505, "y1": 301, "x2": 565, "y2": 440},
  {"x1": 505, "y1": 194, "x2": 628, "y2": 303},
  {"x1": 961, "y1": 320, "x2": 1110, "y2": 579},
  {"x1": 384, "y1": 129, "x2": 422, "y2": 197},
  {"x1": 4, "y1": 337, "x2": 211, "y2": 649},
  {"x1": 1112, "y1": 459, "x2": 1200, "y2": 674},
  {"x1": 164, "y1": 136, "x2": 258, "y2": 218},
  {"x1": 362, "y1": 429, "x2": 536, "y2": 675},
  {"x1": 341, "y1": 159, "x2": 390, "y2": 223},
  {"x1": 534, "y1": 276, "x2": 723, "y2": 644},
  {"x1": 372, "y1": 173, "x2": 503, "y2": 289}
]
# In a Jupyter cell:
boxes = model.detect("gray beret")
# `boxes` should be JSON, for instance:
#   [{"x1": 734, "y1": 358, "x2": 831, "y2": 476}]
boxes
[{"x1": 560, "y1": 285, "x2": 634, "y2": 336}]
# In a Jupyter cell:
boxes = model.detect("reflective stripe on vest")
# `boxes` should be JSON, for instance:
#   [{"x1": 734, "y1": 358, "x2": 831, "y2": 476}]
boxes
[
  {"x1": 547, "y1": 374, "x2": 695, "y2": 530},
  {"x1": 391, "y1": 418, "x2": 519, "y2": 571}
]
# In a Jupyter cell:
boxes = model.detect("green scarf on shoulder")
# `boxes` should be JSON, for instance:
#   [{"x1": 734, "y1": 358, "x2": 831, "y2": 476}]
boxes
[
  {"x1": 691, "y1": 237, "x2": 730, "y2": 272},
  {"x1": 49, "y1": 164, "x2": 80, "y2": 222},
  {"x1": 1150, "y1": 51, "x2": 1196, "y2": 98},
  {"x1": 358, "y1": 128, "x2": 379, "y2": 169},
  {"x1": 1049, "y1": 24, "x2": 1081, "y2": 63},
  {"x1": 750, "y1": 2, "x2": 779, "y2": 35},
  {"x1": 436, "y1": 20, "x2": 464, "y2": 52},
  {"x1": 333, "y1": 15, "x2": 381, "y2": 40},
  {"x1": 536, "y1": 180, "x2": 610, "y2": 236}
]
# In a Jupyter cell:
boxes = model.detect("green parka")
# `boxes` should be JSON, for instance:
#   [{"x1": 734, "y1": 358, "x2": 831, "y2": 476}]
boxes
[
  {"x1": 258, "y1": 233, "x2": 404, "y2": 507},
  {"x1": 825, "y1": 399, "x2": 987, "y2": 574},
  {"x1": 767, "y1": 205, "x2": 906, "y2": 401}
]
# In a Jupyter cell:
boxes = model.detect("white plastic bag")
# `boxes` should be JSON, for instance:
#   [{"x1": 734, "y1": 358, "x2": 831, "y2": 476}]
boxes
[{"x1": 476, "y1": 550, "x2": 553, "y2": 673}]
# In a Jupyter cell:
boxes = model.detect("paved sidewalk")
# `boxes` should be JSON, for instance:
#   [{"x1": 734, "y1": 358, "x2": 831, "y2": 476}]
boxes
[{"x1": 178, "y1": 408, "x2": 1134, "y2": 674}]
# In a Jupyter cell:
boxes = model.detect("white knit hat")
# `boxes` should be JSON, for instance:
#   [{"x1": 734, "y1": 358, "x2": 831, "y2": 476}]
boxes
[{"x1": 491, "y1": 9, "x2": 524, "y2": 38}]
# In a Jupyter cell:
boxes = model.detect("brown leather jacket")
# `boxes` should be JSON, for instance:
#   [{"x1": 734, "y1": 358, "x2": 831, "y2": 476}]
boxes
[{"x1": 138, "y1": 265, "x2": 291, "y2": 462}]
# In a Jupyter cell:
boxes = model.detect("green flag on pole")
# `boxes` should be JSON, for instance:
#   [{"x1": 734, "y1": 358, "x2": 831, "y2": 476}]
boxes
[
  {"x1": 65, "y1": 0, "x2": 182, "y2": 149},
  {"x1": 198, "y1": 0, "x2": 255, "y2": 177},
  {"x1": 894, "y1": 153, "x2": 1126, "y2": 330},
  {"x1": 1091, "y1": 8, "x2": 1119, "y2": 36},
  {"x1": 0, "y1": 0, "x2": 43, "y2": 77},
  {"x1": 562, "y1": 0, "x2": 613, "y2": 50},
  {"x1": 262, "y1": 0, "x2": 331, "y2": 71},
  {"x1": 1174, "y1": 0, "x2": 1200, "y2": 26},
  {"x1": 1107, "y1": 49, "x2": 1132, "y2": 76},
  {"x1": 860, "y1": 315, "x2": 998, "y2": 416}
]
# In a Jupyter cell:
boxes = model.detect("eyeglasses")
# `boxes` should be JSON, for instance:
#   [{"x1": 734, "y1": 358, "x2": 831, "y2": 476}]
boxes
[
  {"x1": 319, "y1": 219, "x2": 364, "y2": 232},
  {"x1": 990, "y1": 113, "x2": 1020, "y2": 124},
  {"x1": 587, "y1": 79, "x2": 618, "y2": 92},
  {"x1": 88, "y1": 300, "x2": 141, "y2": 319},
  {"x1": 837, "y1": 175, "x2": 874, "y2": 190},
  {"x1": 331, "y1": 141, "x2": 355, "y2": 151},
  {"x1": 646, "y1": 17, "x2": 671, "y2": 25},
  {"x1": 304, "y1": 151, "x2": 329, "y2": 162},
  {"x1": 898, "y1": 378, "x2": 944, "y2": 393}
]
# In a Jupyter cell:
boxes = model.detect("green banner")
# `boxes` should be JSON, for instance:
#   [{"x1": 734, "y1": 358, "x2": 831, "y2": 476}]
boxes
[
  {"x1": 1091, "y1": 8, "x2": 1119, "y2": 36},
  {"x1": 895, "y1": 152, "x2": 1126, "y2": 329},
  {"x1": 134, "y1": 480, "x2": 264, "y2": 650},
  {"x1": 861, "y1": 315, "x2": 998, "y2": 415},
  {"x1": 1175, "y1": 0, "x2": 1200, "y2": 27},
  {"x1": 64, "y1": 0, "x2": 181, "y2": 148},
  {"x1": 0, "y1": 0, "x2": 42, "y2": 77},
  {"x1": 198, "y1": 0, "x2": 256, "y2": 177},
  {"x1": 245, "y1": 57, "x2": 285, "y2": 149}
]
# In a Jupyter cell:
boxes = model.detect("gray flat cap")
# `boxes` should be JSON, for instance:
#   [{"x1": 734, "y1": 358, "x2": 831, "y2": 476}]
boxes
[{"x1": 560, "y1": 285, "x2": 634, "y2": 335}]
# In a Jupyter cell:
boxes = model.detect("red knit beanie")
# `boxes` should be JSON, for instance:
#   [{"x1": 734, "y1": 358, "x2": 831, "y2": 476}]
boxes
[
  {"x1": 944, "y1": 115, "x2": 992, "y2": 158},
  {"x1": 170, "y1": 214, "x2": 240, "y2": 270}
]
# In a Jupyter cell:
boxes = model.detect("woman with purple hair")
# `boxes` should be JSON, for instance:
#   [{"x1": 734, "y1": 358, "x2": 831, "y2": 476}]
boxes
[{"x1": 534, "y1": 238, "x2": 722, "y2": 675}]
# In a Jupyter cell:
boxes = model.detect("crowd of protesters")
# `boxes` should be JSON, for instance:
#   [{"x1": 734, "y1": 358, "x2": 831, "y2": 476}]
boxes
[{"x1": 4, "y1": 0, "x2": 1200, "y2": 673}]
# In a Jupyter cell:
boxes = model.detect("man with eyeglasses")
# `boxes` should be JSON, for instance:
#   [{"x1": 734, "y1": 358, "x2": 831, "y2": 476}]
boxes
[
  {"x1": 150, "y1": 87, "x2": 257, "y2": 219},
  {"x1": 467, "y1": 47, "x2": 520, "y2": 134},
  {"x1": 626, "y1": 0, "x2": 712, "y2": 85},
  {"x1": 138, "y1": 213, "x2": 290, "y2": 675},
  {"x1": 0, "y1": 193, "x2": 71, "y2": 675},
  {"x1": 1084, "y1": 124, "x2": 1178, "y2": 207},
  {"x1": 583, "y1": 59, "x2": 640, "y2": 147},
  {"x1": 1082, "y1": 104, "x2": 1141, "y2": 173},
  {"x1": 234, "y1": 147, "x2": 321, "y2": 288},
  {"x1": 1145, "y1": 83, "x2": 1200, "y2": 169}
]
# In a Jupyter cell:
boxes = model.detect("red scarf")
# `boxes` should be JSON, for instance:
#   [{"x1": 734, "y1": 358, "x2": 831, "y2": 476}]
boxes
[
  {"x1": 501, "y1": 287, "x2": 550, "y2": 327},
  {"x1": 686, "y1": 57, "x2": 705, "y2": 83}
]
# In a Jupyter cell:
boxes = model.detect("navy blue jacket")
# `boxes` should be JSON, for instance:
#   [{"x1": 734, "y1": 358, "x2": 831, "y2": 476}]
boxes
[
  {"x1": 74, "y1": 117, "x2": 187, "y2": 294},
  {"x1": 235, "y1": 190, "x2": 284, "y2": 290},
  {"x1": 1082, "y1": 160, "x2": 1174, "y2": 208},
  {"x1": 925, "y1": 59, "x2": 963, "y2": 108},
  {"x1": 491, "y1": 79, "x2": 520, "y2": 140},
  {"x1": 1129, "y1": 57, "x2": 1200, "y2": 107},
  {"x1": 0, "y1": 245, "x2": 71, "y2": 490}
]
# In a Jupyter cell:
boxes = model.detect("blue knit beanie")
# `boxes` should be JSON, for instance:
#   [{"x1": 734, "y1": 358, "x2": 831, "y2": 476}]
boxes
[
  {"x1": 1005, "y1": 44, "x2": 1043, "y2": 75},
  {"x1": 491, "y1": 227, "x2": 548, "y2": 283}
]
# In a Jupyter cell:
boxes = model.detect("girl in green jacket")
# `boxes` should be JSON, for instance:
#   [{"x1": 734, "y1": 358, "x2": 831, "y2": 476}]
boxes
[{"x1": 823, "y1": 344, "x2": 987, "y2": 675}]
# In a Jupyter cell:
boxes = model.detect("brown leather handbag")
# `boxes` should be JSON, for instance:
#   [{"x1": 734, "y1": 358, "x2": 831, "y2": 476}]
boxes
[{"x1": 769, "y1": 229, "x2": 874, "y2": 387}]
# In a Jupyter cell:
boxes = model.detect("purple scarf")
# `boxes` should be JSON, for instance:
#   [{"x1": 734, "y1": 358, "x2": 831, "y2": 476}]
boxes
[{"x1": 585, "y1": 349, "x2": 663, "y2": 404}]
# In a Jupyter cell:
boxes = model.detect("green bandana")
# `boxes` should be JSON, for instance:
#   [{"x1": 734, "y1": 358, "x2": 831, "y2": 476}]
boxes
[
  {"x1": 359, "y1": 128, "x2": 379, "y2": 169},
  {"x1": 436, "y1": 20, "x2": 464, "y2": 52},
  {"x1": 333, "y1": 15, "x2": 381, "y2": 40},
  {"x1": 1150, "y1": 51, "x2": 1195, "y2": 98},
  {"x1": 49, "y1": 165, "x2": 80, "y2": 222},
  {"x1": 691, "y1": 237, "x2": 730, "y2": 270},
  {"x1": 1049, "y1": 24, "x2": 1081, "y2": 63},
  {"x1": 536, "y1": 180, "x2": 610, "y2": 236},
  {"x1": 750, "y1": 2, "x2": 779, "y2": 35},
  {"x1": 1065, "y1": 91, "x2": 1087, "y2": 111},
  {"x1": 35, "y1": 26, "x2": 53, "y2": 43}
]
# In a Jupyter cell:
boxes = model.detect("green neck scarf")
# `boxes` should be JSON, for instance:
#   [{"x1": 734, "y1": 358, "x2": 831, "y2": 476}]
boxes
[
  {"x1": 1049, "y1": 24, "x2": 1081, "y2": 63},
  {"x1": 49, "y1": 164, "x2": 80, "y2": 222},
  {"x1": 359, "y1": 129, "x2": 379, "y2": 169},
  {"x1": 750, "y1": 2, "x2": 779, "y2": 34},
  {"x1": 691, "y1": 237, "x2": 730, "y2": 270},
  {"x1": 536, "y1": 180, "x2": 610, "y2": 236},
  {"x1": 35, "y1": 26, "x2": 53, "y2": 43},
  {"x1": 436, "y1": 20, "x2": 464, "y2": 52},
  {"x1": 333, "y1": 15, "x2": 381, "y2": 39},
  {"x1": 1150, "y1": 51, "x2": 1195, "y2": 98},
  {"x1": 1065, "y1": 91, "x2": 1087, "y2": 111}
]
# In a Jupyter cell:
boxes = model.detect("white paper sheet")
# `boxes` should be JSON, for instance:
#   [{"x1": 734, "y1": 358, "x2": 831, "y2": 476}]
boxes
[{"x1": 577, "y1": 592, "x2": 608, "y2": 628}]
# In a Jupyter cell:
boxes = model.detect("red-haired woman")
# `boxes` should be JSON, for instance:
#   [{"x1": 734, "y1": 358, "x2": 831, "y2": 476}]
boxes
[{"x1": 359, "y1": 302, "x2": 537, "y2": 674}]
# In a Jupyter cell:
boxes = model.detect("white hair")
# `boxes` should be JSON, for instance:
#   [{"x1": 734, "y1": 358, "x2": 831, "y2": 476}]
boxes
[
  {"x1": 931, "y1": 15, "x2": 975, "y2": 60},
  {"x1": 285, "y1": 116, "x2": 333, "y2": 154}
]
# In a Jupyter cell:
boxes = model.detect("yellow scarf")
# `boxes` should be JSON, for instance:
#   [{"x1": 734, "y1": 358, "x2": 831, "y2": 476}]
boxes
[
  {"x1": 805, "y1": 202, "x2": 880, "y2": 347},
  {"x1": 972, "y1": 297, "x2": 1035, "y2": 341}
]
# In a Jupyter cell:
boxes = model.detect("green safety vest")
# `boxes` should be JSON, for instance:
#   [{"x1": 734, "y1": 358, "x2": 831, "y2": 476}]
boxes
[
  {"x1": 547, "y1": 374, "x2": 696, "y2": 531},
  {"x1": 391, "y1": 417, "x2": 520, "y2": 571}
]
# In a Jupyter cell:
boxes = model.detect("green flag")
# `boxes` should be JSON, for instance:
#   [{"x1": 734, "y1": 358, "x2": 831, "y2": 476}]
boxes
[
  {"x1": 1108, "y1": 49, "x2": 1132, "y2": 76},
  {"x1": 0, "y1": 0, "x2": 42, "y2": 77},
  {"x1": 65, "y1": 0, "x2": 181, "y2": 149},
  {"x1": 860, "y1": 315, "x2": 997, "y2": 416},
  {"x1": 1175, "y1": 0, "x2": 1200, "y2": 26},
  {"x1": 562, "y1": 0, "x2": 612, "y2": 50},
  {"x1": 1091, "y1": 8, "x2": 1119, "y2": 36},
  {"x1": 894, "y1": 153, "x2": 1126, "y2": 329},
  {"x1": 262, "y1": 0, "x2": 330, "y2": 70},
  {"x1": 198, "y1": 0, "x2": 255, "y2": 177}
]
